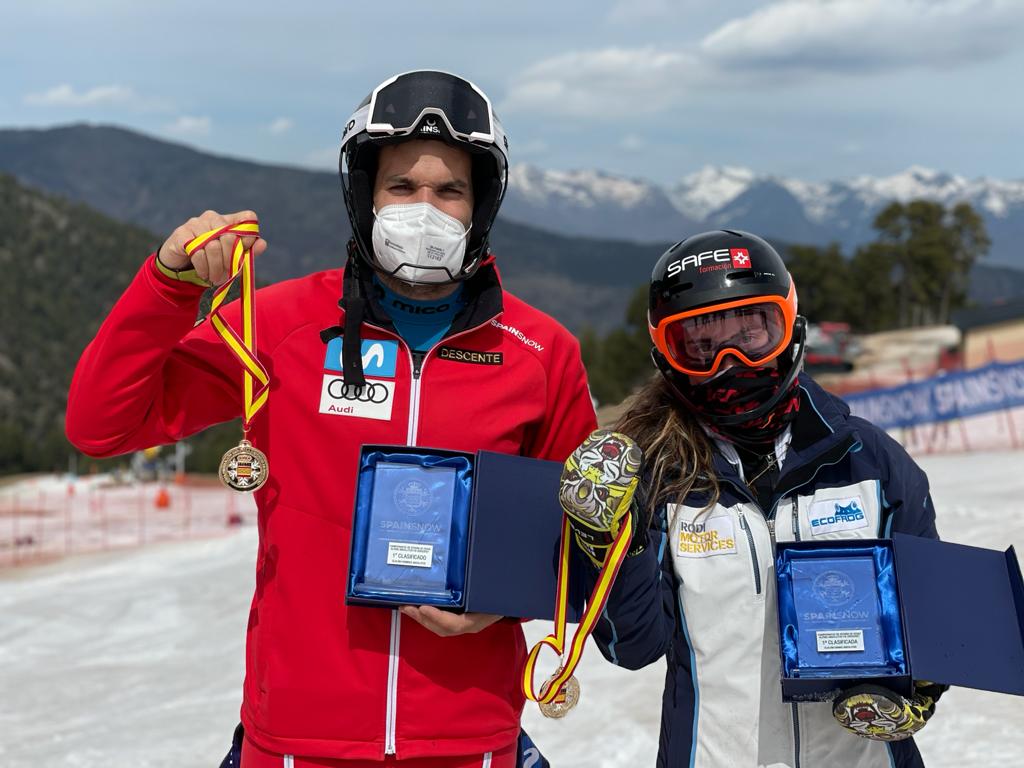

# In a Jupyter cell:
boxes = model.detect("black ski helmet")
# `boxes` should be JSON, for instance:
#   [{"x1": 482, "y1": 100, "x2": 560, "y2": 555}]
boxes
[
  {"x1": 647, "y1": 229, "x2": 806, "y2": 428},
  {"x1": 339, "y1": 70, "x2": 509, "y2": 283}
]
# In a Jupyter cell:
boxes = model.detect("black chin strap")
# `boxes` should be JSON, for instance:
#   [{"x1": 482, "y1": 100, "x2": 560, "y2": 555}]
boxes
[{"x1": 319, "y1": 240, "x2": 367, "y2": 387}]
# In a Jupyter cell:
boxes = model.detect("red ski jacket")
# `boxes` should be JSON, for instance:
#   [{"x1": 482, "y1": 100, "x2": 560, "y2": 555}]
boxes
[{"x1": 66, "y1": 254, "x2": 597, "y2": 761}]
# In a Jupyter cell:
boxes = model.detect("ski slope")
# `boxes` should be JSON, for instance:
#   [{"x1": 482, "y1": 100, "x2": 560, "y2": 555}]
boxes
[{"x1": 2, "y1": 452, "x2": 1022, "y2": 767}]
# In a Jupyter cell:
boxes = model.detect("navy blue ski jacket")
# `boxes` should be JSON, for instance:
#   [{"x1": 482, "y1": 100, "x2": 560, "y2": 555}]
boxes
[{"x1": 587, "y1": 375, "x2": 939, "y2": 768}]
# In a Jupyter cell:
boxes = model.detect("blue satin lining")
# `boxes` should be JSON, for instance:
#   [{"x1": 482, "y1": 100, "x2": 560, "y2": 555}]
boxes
[
  {"x1": 350, "y1": 451, "x2": 473, "y2": 607},
  {"x1": 777, "y1": 545, "x2": 906, "y2": 678}
]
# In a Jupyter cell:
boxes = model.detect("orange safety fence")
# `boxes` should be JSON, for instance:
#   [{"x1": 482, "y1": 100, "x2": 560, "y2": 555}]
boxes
[{"x1": 0, "y1": 476, "x2": 257, "y2": 569}]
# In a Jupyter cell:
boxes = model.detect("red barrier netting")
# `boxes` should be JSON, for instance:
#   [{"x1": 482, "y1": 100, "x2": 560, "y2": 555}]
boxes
[{"x1": 0, "y1": 476, "x2": 257, "y2": 569}]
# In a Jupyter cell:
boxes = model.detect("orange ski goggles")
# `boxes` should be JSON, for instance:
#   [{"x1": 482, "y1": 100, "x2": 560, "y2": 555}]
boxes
[{"x1": 650, "y1": 282, "x2": 798, "y2": 377}]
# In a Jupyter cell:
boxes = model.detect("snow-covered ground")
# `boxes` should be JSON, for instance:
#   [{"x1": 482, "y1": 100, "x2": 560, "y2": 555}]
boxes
[{"x1": 1, "y1": 452, "x2": 1022, "y2": 767}]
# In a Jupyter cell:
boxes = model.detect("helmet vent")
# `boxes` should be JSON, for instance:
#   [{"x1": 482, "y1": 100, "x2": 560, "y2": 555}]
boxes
[
  {"x1": 665, "y1": 282, "x2": 694, "y2": 299},
  {"x1": 726, "y1": 271, "x2": 757, "y2": 282}
]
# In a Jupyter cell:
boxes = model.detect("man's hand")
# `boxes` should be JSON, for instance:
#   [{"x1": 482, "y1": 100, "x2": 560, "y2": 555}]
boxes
[
  {"x1": 157, "y1": 210, "x2": 267, "y2": 286},
  {"x1": 399, "y1": 605, "x2": 503, "y2": 637}
]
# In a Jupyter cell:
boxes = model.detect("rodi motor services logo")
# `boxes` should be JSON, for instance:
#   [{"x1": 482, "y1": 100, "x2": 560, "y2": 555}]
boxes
[
  {"x1": 666, "y1": 248, "x2": 753, "y2": 278},
  {"x1": 677, "y1": 514, "x2": 738, "y2": 558}
]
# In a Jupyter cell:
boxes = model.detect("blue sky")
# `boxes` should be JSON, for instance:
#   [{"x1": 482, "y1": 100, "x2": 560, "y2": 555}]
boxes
[{"x1": 2, "y1": 0, "x2": 1022, "y2": 184}]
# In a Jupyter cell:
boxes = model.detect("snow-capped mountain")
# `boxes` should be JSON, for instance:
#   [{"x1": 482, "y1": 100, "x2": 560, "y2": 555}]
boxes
[
  {"x1": 503, "y1": 164, "x2": 1024, "y2": 266},
  {"x1": 502, "y1": 165, "x2": 699, "y2": 242}
]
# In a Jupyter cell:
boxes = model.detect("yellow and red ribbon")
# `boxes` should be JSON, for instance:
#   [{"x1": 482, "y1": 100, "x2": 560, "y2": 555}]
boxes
[
  {"x1": 183, "y1": 221, "x2": 269, "y2": 428},
  {"x1": 523, "y1": 512, "x2": 634, "y2": 706}
]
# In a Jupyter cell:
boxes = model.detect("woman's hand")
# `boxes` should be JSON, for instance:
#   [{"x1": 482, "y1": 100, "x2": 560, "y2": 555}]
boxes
[{"x1": 832, "y1": 682, "x2": 944, "y2": 741}]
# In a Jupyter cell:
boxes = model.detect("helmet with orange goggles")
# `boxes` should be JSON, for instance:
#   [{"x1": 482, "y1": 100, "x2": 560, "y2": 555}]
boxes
[{"x1": 649, "y1": 230, "x2": 800, "y2": 378}]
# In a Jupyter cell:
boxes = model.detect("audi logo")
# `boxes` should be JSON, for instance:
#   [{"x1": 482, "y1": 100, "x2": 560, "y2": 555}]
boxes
[{"x1": 327, "y1": 379, "x2": 389, "y2": 404}]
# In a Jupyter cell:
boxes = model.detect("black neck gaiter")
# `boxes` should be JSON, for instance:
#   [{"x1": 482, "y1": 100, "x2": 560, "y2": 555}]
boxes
[{"x1": 686, "y1": 366, "x2": 801, "y2": 447}]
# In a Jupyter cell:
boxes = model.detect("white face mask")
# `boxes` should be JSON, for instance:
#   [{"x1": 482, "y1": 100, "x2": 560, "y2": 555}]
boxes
[{"x1": 371, "y1": 202, "x2": 472, "y2": 284}]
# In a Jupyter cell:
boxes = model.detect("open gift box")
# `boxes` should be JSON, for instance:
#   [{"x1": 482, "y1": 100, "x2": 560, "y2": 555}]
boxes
[
  {"x1": 776, "y1": 534, "x2": 1024, "y2": 702},
  {"x1": 346, "y1": 444, "x2": 583, "y2": 620}
]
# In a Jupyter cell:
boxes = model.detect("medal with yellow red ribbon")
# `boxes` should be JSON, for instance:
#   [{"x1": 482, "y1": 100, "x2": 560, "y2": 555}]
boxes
[
  {"x1": 524, "y1": 429, "x2": 642, "y2": 718},
  {"x1": 523, "y1": 512, "x2": 634, "y2": 718},
  {"x1": 183, "y1": 221, "x2": 270, "y2": 493}
]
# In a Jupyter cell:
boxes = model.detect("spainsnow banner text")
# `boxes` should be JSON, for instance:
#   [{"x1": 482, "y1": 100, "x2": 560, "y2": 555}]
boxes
[{"x1": 844, "y1": 360, "x2": 1024, "y2": 430}]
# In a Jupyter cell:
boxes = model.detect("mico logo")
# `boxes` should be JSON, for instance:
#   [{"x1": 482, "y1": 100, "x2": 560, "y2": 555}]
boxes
[
  {"x1": 327, "y1": 379, "x2": 390, "y2": 404},
  {"x1": 391, "y1": 299, "x2": 450, "y2": 315}
]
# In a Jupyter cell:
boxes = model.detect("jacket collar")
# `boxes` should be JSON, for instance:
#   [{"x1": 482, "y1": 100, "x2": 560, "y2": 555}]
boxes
[
  {"x1": 709, "y1": 373, "x2": 862, "y2": 506},
  {"x1": 353, "y1": 254, "x2": 504, "y2": 337}
]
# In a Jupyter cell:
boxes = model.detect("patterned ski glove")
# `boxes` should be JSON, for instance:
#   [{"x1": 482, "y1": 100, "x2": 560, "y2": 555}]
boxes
[
  {"x1": 559, "y1": 429, "x2": 644, "y2": 567},
  {"x1": 832, "y1": 682, "x2": 945, "y2": 742}
]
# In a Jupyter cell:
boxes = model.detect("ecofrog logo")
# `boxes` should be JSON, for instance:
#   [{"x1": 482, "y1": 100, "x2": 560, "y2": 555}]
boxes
[{"x1": 809, "y1": 497, "x2": 868, "y2": 535}]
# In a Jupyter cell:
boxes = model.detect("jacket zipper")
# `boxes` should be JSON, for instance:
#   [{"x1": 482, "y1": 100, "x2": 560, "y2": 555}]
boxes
[
  {"x1": 766, "y1": 441, "x2": 857, "y2": 768},
  {"x1": 367, "y1": 316, "x2": 501, "y2": 755},
  {"x1": 737, "y1": 513, "x2": 762, "y2": 595},
  {"x1": 384, "y1": 345, "x2": 421, "y2": 755}
]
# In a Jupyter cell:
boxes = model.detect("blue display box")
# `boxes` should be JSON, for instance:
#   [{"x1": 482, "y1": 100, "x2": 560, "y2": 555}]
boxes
[
  {"x1": 346, "y1": 445, "x2": 584, "y2": 620},
  {"x1": 777, "y1": 535, "x2": 1024, "y2": 702}
]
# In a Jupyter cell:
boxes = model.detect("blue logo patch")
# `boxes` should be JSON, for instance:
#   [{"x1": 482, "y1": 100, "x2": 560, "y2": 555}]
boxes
[
  {"x1": 324, "y1": 338, "x2": 399, "y2": 378},
  {"x1": 810, "y1": 499, "x2": 866, "y2": 529},
  {"x1": 835, "y1": 501, "x2": 863, "y2": 517}
]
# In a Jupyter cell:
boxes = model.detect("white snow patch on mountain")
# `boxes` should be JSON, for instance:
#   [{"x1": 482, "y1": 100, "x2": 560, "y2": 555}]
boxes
[
  {"x1": 848, "y1": 166, "x2": 1024, "y2": 218},
  {"x1": 668, "y1": 165, "x2": 757, "y2": 220},
  {"x1": 508, "y1": 162, "x2": 1024, "y2": 234},
  {"x1": 508, "y1": 164, "x2": 662, "y2": 210}
]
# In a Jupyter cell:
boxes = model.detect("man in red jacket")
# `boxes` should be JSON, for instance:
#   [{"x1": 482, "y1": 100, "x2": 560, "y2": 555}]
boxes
[{"x1": 66, "y1": 70, "x2": 596, "y2": 768}]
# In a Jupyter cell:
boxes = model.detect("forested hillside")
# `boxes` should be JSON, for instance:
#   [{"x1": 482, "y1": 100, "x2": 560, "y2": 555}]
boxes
[{"x1": 0, "y1": 174, "x2": 235, "y2": 474}]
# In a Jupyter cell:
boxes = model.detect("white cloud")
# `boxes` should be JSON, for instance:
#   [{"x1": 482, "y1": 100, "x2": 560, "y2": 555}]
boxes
[
  {"x1": 606, "y1": 0, "x2": 677, "y2": 24},
  {"x1": 267, "y1": 117, "x2": 293, "y2": 135},
  {"x1": 701, "y1": 0, "x2": 1024, "y2": 74},
  {"x1": 620, "y1": 134, "x2": 646, "y2": 152},
  {"x1": 25, "y1": 83, "x2": 135, "y2": 107},
  {"x1": 166, "y1": 115, "x2": 211, "y2": 135},
  {"x1": 303, "y1": 146, "x2": 339, "y2": 170},
  {"x1": 501, "y1": 47, "x2": 700, "y2": 118},
  {"x1": 514, "y1": 139, "x2": 550, "y2": 157},
  {"x1": 504, "y1": 0, "x2": 1023, "y2": 121}
]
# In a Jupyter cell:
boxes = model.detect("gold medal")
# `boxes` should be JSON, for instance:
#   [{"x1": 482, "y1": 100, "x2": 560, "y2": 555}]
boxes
[
  {"x1": 219, "y1": 439, "x2": 269, "y2": 492},
  {"x1": 184, "y1": 222, "x2": 271, "y2": 495},
  {"x1": 538, "y1": 671, "x2": 580, "y2": 719}
]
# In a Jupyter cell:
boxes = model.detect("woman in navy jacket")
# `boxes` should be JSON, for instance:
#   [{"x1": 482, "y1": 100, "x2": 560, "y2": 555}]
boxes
[{"x1": 560, "y1": 230, "x2": 943, "y2": 768}]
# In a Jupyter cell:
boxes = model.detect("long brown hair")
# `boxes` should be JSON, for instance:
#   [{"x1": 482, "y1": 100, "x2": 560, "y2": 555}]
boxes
[{"x1": 613, "y1": 373, "x2": 719, "y2": 523}]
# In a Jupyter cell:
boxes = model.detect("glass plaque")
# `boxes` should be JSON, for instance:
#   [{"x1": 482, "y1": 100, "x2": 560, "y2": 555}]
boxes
[
  {"x1": 360, "y1": 462, "x2": 457, "y2": 597},
  {"x1": 791, "y1": 556, "x2": 886, "y2": 672}
]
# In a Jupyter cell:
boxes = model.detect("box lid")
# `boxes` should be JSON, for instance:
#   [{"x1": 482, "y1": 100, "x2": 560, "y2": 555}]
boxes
[
  {"x1": 893, "y1": 533, "x2": 1024, "y2": 695},
  {"x1": 464, "y1": 451, "x2": 583, "y2": 620}
]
